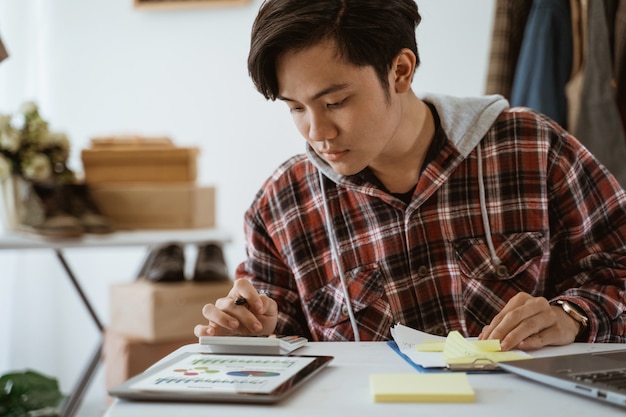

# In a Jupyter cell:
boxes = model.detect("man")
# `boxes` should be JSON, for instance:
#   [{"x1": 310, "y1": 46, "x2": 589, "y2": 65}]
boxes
[{"x1": 195, "y1": 0, "x2": 626, "y2": 351}]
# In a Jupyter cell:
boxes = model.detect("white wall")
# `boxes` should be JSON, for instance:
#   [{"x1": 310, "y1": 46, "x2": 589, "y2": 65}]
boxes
[{"x1": 0, "y1": 0, "x2": 495, "y2": 412}]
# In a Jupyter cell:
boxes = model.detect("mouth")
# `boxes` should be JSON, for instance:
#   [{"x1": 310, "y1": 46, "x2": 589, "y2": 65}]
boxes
[{"x1": 319, "y1": 148, "x2": 348, "y2": 162}]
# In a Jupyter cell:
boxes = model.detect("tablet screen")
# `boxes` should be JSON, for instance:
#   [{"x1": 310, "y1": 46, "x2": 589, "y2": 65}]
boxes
[
  {"x1": 131, "y1": 353, "x2": 316, "y2": 393},
  {"x1": 109, "y1": 352, "x2": 333, "y2": 403}
]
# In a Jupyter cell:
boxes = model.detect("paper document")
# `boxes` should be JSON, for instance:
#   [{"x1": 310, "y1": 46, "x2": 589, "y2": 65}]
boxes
[{"x1": 390, "y1": 323, "x2": 530, "y2": 370}]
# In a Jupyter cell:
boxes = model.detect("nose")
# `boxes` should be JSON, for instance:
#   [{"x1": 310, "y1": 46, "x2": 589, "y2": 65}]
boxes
[{"x1": 307, "y1": 110, "x2": 337, "y2": 142}]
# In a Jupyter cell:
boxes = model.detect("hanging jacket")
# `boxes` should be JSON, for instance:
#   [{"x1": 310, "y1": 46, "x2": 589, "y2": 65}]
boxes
[
  {"x1": 510, "y1": 0, "x2": 573, "y2": 128},
  {"x1": 573, "y1": 0, "x2": 626, "y2": 188},
  {"x1": 235, "y1": 94, "x2": 626, "y2": 343}
]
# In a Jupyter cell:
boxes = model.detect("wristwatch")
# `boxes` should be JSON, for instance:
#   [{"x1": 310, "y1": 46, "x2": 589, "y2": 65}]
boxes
[{"x1": 552, "y1": 300, "x2": 589, "y2": 332}]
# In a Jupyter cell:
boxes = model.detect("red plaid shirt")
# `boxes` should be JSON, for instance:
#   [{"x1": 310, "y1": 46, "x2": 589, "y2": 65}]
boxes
[{"x1": 235, "y1": 106, "x2": 626, "y2": 342}]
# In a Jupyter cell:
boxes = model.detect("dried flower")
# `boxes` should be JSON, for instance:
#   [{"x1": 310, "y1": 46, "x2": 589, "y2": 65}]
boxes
[{"x1": 0, "y1": 102, "x2": 74, "y2": 182}]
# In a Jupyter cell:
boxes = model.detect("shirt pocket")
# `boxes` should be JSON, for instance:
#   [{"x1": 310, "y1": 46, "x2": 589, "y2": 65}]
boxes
[
  {"x1": 304, "y1": 263, "x2": 385, "y2": 328},
  {"x1": 452, "y1": 232, "x2": 546, "y2": 283}
]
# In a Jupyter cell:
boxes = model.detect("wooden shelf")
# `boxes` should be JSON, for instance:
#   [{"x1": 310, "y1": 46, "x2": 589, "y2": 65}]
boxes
[{"x1": 134, "y1": 0, "x2": 250, "y2": 10}]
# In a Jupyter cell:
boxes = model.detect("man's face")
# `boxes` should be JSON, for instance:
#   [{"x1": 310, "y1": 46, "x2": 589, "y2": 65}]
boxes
[{"x1": 275, "y1": 40, "x2": 404, "y2": 176}]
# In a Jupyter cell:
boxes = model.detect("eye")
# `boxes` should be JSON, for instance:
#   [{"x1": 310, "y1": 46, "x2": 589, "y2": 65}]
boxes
[
  {"x1": 286, "y1": 104, "x2": 304, "y2": 114},
  {"x1": 326, "y1": 97, "x2": 348, "y2": 109}
]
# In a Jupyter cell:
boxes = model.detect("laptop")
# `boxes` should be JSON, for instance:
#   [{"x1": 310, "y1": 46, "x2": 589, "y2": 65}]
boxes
[{"x1": 498, "y1": 350, "x2": 626, "y2": 408}]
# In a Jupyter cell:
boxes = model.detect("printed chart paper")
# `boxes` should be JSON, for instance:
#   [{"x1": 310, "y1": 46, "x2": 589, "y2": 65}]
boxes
[{"x1": 130, "y1": 353, "x2": 316, "y2": 394}]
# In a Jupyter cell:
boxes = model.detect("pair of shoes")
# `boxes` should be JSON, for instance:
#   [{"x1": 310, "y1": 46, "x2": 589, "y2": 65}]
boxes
[
  {"x1": 193, "y1": 243, "x2": 230, "y2": 282},
  {"x1": 138, "y1": 242, "x2": 229, "y2": 283},
  {"x1": 138, "y1": 242, "x2": 186, "y2": 283},
  {"x1": 19, "y1": 181, "x2": 114, "y2": 238}
]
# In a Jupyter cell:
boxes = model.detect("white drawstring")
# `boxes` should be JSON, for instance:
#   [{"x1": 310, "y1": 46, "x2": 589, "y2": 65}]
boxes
[
  {"x1": 476, "y1": 143, "x2": 502, "y2": 266},
  {"x1": 319, "y1": 170, "x2": 361, "y2": 342}
]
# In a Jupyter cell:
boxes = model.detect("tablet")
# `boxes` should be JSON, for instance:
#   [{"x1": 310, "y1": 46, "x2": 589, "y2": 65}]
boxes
[{"x1": 108, "y1": 351, "x2": 333, "y2": 404}]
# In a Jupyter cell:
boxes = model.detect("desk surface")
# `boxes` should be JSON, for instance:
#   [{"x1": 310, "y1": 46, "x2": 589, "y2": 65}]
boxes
[
  {"x1": 104, "y1": 341, "x2": 626, "y2": 417},
  {"x1": 0, "y1": 228, "x2": 231, "y2": 250}
]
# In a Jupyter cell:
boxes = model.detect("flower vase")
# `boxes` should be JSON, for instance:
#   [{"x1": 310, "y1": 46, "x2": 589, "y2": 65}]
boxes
[{"x1": 0, "y1": 175, "x2": 28, "y2": 232}]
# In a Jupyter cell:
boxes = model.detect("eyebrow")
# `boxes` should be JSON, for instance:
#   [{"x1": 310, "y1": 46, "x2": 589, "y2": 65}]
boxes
[{"x1": 278, "y1": 83, "x2": 351, "y2": 102}]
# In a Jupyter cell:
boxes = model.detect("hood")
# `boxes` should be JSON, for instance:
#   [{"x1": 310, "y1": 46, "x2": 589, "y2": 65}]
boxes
[
  {"x1": 422, "y1": 93, "x2": 509, "y2": 157},
  {"x1": 306, "y1": 93, "x2": 509, "y2": 182},
  {"x1": 312, "y1": 94, "x2": 509, "y2": 341}
]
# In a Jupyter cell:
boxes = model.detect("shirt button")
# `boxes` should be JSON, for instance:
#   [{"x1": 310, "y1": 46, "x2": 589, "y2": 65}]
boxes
[
  {"x1": 341, "y1": 304, "x2": 349, "y2": 316},
  {"x1": 432, "y1": 326, "x2": 446, "y2": 336},
  {"x1": 417, "y1": 265, "x2": 429, "y2": 277},
  {"x1": 496, "y1": 265, "x2": 508, "y2": 278}
]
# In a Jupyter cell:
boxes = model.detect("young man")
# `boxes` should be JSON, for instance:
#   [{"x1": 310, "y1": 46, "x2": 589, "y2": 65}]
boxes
[{"x1": 195, "y1": 0, "x2": 626, "y2": 351}]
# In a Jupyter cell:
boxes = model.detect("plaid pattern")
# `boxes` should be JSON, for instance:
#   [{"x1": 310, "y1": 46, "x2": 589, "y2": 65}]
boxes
[
  {"x1": 485, "y1": 0, "x2": 533, "y2": 97},
  {"x1": 616, "y1": 0, "x2": 626, "y2": 135},
  {"x1": 235, "y1": 107, "x2": 626, "y2": 343}
]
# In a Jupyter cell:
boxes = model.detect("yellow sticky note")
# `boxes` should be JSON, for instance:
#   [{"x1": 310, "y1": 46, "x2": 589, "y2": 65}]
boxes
[
  {"x1": 415, "y1": 339, "x2": 501, "y2": 352},
  {"x1": 443, "y1": 331, "x2": 530, "y2": 364},
  {"x1": 415, "y1": 340, "x2": 446, "y2": 352},
  {"x1": 369, "y1": 373, "x2": 476, "y2": 403}
]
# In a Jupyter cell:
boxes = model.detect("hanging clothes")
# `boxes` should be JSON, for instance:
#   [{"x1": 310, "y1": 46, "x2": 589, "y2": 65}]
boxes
[
  {"x1": 509, "y1": 0, "x2": 573, "y2": 128},
  {"x1": 615, "y1": 0, "x2": 626, "y2": 136},
  {"x1": 573, "y1": 0, "x2": 626, "y2": 187},
  {"x1": 565, "y1": 0, "x2": 586, "y2": 134},
  {"x1": 485, "y1": 0, "x2": 534, "y2": 98}
]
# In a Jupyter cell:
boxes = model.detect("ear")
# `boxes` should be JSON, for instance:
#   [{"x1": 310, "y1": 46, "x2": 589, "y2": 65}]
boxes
[{"x1": 391, "y1": 48, "x2": 416, "y2": 93}]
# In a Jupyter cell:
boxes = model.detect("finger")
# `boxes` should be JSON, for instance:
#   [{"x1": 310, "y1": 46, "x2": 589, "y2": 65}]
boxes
[
  {"x1": 259, "y1": 292, "x2": 277, "y2": 317},
  {"x1": 201, "y1": 302, "x2": 240, "y2": 331},
  {"x1": 496, "y1": 311, "x2": 546, "y2": 350},
  {"x1": 231, "y1": 279, "x2": 265, "y2": 313},
  {"x1": 480, "y1": 293, "x2": 532, "y2": 340},
  {"x1": 194, "y1": 324, "x2": 214, "y2": 337},
  {"x1": 483, "y1": 297, "x2": 549, "y2": 349},
  {"x1": 214, "y1": 296, "x2": 265, "y2": 334},
  {"x1": 516, "y1": 306, "x2": 579, "y2": 350}
]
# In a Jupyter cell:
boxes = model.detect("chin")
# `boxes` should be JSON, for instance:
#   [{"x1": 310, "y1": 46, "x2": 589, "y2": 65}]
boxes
[{"x1": 328, "y1": 163, "x2": 365, "y2": 177}]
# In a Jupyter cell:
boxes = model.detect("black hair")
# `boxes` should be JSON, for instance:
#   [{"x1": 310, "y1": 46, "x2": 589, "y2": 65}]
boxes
[{"x1": 248, "y1": 0, "x2": 422, "y2": 100}]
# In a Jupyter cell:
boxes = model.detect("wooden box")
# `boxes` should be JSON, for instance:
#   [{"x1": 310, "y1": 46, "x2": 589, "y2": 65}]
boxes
[
  {"x1": 109, "y1": 280, "x2": 232, "y2": 342},
  {"x1": 81, "y1": 147, "x2": 199, "y2": 183},
  {"x1": 89, "y1": 183, "x2": 215, "y2": 230},
  {"x1": 104, "y1": 329, "x2": 196, "y2": 402}
]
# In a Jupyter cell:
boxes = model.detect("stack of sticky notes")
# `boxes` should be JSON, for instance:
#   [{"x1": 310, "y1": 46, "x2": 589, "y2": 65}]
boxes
[{"x1": 369, "y1": 373, "x2": 475, "y2": 403}]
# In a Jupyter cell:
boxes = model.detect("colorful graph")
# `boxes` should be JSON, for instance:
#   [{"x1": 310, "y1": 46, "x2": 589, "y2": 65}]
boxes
[
  {"x1": 172, "y1": 366, "x2": 220, "y2": 376},
  {"x1": 227, "y1": 371, "x2": 280, "y2": 377}
]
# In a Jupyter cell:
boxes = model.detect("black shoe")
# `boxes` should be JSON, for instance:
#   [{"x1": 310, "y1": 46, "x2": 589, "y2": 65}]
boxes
[
  {"x1": 193, "y1": 243, "x2": 229, "y2": 282},
  {"x1": 66, "y1": 183, "x2": 114, "y2": 235},
  {"x1": 19, "y1": 181, "x2": 84, "y2": 239},
  {"x1": 140, "y1": 242, "x2": 186, "y2": 283}
]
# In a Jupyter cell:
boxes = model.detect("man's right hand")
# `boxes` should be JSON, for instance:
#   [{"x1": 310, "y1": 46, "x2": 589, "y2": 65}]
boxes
[{"x1": 193, "y1": 278, "x2": 278, "y2": 337}]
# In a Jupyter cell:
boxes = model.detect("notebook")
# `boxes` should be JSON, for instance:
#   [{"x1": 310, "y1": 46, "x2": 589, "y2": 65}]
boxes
[{"x1": 498, "y1": 349, "x2": 626, "y2": 408}]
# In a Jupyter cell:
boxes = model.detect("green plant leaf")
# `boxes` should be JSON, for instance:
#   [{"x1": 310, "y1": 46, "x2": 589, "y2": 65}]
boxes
[{"x1": 0, "y1": 370, "x2": 65, "y2": 417}]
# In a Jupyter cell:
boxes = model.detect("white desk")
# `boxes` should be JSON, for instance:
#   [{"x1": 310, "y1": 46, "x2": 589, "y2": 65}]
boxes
[
  {"x1": 104, "y1": 341, "x2": 626, "y2": 417},
  {"x1": 0, "y1": 228, "x2": 231, "y2": 417}
]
